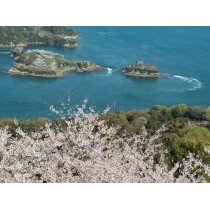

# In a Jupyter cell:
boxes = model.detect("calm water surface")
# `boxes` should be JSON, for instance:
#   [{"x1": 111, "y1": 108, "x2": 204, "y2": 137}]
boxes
[{"x1": 0, "y1": 26, "x2": 210, "y2": 118}]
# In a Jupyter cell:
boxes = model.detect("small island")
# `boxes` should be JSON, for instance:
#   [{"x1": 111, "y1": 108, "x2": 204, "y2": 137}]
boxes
[
  {"x1": 0, "y1": 26, "x2": 78, "y2": 48},
  {"x1": 121, "y1": 61, "x2": 164, "y2": 78},
  {"x1": 8, "y1": 49, "x2": 101, "y2": 77}
]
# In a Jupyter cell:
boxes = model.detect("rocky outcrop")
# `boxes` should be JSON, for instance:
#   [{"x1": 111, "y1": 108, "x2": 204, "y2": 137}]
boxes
[
  {"x1": 121, "y1": 61, "x2": 164, "y2": 78},
  {"x1": 8, "y1": 49, "x2": 101, "y2": 78}
]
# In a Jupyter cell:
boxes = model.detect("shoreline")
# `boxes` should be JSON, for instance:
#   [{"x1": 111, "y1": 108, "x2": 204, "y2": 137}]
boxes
[
  {"x1": 0, "y1": 38, "x2": 78, "y2": 49},
  {"x1": 0, "y1": 43, "x2": 27, "y2": 48},
  {"x1": 7, "y1": 65, "x2": 102, "y2": 78},
  {"x1": 122, "y1": 72, "x2": 166, "y2": 78},
  {"x1": 8, "y1": 68, "x2": 62, "y2": 78}
]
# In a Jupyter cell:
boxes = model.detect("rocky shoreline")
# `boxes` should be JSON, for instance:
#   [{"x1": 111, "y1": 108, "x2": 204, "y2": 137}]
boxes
[
  {"x1": 8, "y1": 65, "x2": 102, "y2": 78},
  {"x1": 8, "y1": 68, "x2": 61, "y2": 78},
  {"x1": 122, "y1": 72, "x2": 165, "y2": 78},
  {"x1": 0, "y1": 43, "x2": 27, "y2": 48},
  {"x1": 0, "y1": 38, "x2": 78, "y2": 48}
]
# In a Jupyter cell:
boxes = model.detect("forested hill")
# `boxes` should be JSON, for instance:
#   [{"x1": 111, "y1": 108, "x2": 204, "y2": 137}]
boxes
[{"x1": 0, "y1": 26, "x2": 78, "y2": 47}]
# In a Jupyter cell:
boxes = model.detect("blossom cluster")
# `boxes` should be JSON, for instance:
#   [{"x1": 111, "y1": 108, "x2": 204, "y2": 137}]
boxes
[{"x1": 0, "y1": 99, "x2": 210, "y2": 182}]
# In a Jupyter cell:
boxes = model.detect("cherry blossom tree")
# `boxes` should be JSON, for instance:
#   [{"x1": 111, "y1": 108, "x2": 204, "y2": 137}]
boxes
[{"x1": 0, "y1": 99, "x2": 210, "y2": 183}]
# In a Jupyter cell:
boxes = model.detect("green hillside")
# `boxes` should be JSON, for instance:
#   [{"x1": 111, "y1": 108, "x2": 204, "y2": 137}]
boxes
[{"x1": 0, "y1": 26, "x2": 78, "y2": 47}]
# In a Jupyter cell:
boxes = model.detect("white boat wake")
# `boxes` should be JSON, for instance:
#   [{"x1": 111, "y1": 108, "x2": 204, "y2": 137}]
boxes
[
  {"x1": 172, "y1": 75, "x2": 202, "y2": 90},
  {"x1": 97, "y1": 67, "x2": 115, "y2": 77},
  {"x1": 107, "y1": 67, "x2": 113, "y2": 75}
]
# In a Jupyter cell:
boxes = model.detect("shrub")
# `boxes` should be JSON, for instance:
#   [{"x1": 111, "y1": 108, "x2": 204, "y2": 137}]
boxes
[
  {"x1": 186, "y1": 106, "x2": 206, "y2": 120},
  {"x1": 203, "y1": 107, "x2": 210, "y2": 121},
  {"x1": 170, "y1": 104, "x2": 188, "y2": 118},
  {"x1": 158, "y1": 126, "x2": 210, "y2": 169}
]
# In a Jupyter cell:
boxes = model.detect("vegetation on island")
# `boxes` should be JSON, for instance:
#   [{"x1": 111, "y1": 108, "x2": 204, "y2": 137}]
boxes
[
  {"x1": 8, "y1": 49, "x2": 101, "y2": 77},
  {"x1": 0, "y1": 26, "x2": 78, "y2": 47},
  {"x1": 121, "y1": 61, "x2": 164, "y2": 77}
]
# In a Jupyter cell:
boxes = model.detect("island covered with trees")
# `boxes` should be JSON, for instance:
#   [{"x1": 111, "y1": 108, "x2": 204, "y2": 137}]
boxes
[
  {"x1": 0, "y1": 26, "x2": 78, "y2": 48},
  {"x1": 121, "y1": 61, "x2": 164, "y2": 77},
  {"x1": 8, "y1": 48, "x2": 101, "y2": 77}
]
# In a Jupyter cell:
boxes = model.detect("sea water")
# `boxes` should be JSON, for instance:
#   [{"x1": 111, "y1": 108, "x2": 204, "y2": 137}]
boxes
[{"x1": 0, "y1": 26, "x2": 210, "y2": 118}]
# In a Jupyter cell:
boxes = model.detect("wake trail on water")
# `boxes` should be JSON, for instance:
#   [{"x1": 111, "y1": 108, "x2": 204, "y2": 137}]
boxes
[
  {"x1": 96, "y1": 67, "x2": 117, "y2": 77},
  {"x1": 172, "y1": 75, "x2": 202, "y2": 90},
  {"x1": 162, "y1": 74, "x2": 202, "y2": 92}
]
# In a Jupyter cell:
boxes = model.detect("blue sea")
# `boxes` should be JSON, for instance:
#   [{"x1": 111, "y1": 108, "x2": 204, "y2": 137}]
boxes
[{"x1": 0, "y1": 26, "x2": 210, "y2": 119}]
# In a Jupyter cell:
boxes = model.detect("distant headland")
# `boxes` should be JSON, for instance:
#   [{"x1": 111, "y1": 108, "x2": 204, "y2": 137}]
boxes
[
  {"x1": 0, "y1": 26, "x2": 78, "y2": 48},
  {"x1": 121, "y1": 61, "x2": 165, "y2": 78},
  {"x1": 8, "y1": 48, "x2": 101, "y2": 77}
]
